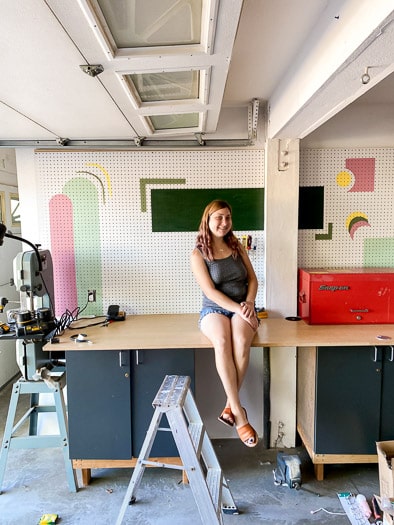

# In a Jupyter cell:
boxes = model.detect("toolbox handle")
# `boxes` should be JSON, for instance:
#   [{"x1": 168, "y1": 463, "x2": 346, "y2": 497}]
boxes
[
  {"x1": 349, "y1": 308, "x2": 369, "y2": 313},
  {"x1": 298, "y1": 291, "x2": 306, "y2": 303}
]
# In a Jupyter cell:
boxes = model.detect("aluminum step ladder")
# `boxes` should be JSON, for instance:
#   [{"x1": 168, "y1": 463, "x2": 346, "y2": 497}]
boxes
[
  {"x1": 116, "y1": 375, "x2": 238, "y2": 525},
  {"x1": 0, "y1": 375, "x2": 78, "y2": 494}
]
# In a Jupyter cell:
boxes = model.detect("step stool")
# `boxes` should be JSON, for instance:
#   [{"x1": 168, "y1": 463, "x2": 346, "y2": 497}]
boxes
[
  {"x1": 116, "y1": 375, "x2": 238, "y2": 525},
  {"x1": 0, "y1": 375, "x2": 78, "y2": 494}
]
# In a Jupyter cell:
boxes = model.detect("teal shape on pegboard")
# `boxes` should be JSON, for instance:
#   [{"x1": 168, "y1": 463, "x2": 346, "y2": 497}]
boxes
[{"x1": 63, "y1": 178, "x2": 103, "y2": 315}]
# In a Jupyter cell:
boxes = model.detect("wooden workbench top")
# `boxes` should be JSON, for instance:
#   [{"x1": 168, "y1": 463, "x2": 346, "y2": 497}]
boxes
[{"x1": 48, "y1": 313, "x2": 394, "y2": 351}]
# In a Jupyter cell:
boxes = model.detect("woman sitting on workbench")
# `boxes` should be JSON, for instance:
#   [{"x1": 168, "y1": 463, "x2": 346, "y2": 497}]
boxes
[{"x1": 191, "y1": 199, "x2": 259, "y2": 448}]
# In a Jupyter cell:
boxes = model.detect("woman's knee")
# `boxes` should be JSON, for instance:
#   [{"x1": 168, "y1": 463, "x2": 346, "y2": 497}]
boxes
[
  {"x1": 232, "y1": 330, "x2": 252, "y2": 349},
  {"x1": 233, "y1": 345, "x2": 250, "y2": 363},
  {"x1": 213, "y1": 336, "x2": 233, "y2": 355}
]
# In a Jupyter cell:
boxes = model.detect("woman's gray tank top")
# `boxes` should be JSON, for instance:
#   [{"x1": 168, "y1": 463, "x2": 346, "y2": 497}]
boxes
[{"x1": 202, "y1": 254, "x2": 248, "y2": 309}]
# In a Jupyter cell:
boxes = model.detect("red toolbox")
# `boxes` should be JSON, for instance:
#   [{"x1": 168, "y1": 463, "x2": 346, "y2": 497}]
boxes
[{"x1": 298, "y1": 268, "x2": 394, "y2": 324}]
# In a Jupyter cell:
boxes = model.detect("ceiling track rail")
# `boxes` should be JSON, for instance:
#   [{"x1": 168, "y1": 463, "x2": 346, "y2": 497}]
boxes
[{"x1": 0, "y1": 139, "x2": 256, "y2": 150}]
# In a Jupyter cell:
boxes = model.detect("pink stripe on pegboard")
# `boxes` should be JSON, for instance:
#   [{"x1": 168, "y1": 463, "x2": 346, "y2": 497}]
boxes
[
  {"x1": 346, "y1": 158, "x2": 375, "y2": 192},
  {"x1": 49, "y1": 194, "x2": 78, "y2": 316}
]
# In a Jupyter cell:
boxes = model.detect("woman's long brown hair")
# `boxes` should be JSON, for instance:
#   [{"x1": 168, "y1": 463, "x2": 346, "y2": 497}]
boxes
[{"x1": 195, "y1": 200, "x2": 241, "y2": 261}]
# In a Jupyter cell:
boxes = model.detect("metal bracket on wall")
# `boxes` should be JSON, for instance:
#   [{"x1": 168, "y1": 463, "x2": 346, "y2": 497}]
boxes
[
  {"x1": 248, "y1": 98, "x2": 259, "y2": 142},
  {"x1": 278, "y1": 139, "x2": 290, "y2": 171}
]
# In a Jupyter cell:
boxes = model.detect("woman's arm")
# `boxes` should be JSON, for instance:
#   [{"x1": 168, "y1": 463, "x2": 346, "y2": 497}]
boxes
[
  {"x1": 238, "y1": 245, "x2": 259, "y2": 325},
  {"x1": 240, "y1": 245, "x2": 258, "y2": 304},
  {"x1": 190, "y1": 248, "x2": 243, "y2": 314}
]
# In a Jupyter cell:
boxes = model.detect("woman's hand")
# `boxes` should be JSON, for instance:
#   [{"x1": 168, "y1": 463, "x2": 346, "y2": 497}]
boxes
[
  {"x1": 239, "y1": 302, "x2": 258, "y2": 330},
  {"x1": 245, "y1": 314, "x2": 259, "y2": 331},
  {"x1": 240, "y1": 301, "x2": 254, "y2": 318}
]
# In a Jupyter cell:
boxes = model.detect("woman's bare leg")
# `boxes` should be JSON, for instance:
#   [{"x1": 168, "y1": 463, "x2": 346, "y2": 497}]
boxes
[
  {"x1": 220, "y1": 314, "x2": 256, "y2": 426},
  {"x1": 200, "y1": 313, "x2": 247, "y2": 427},
  {"x1": 231, "y1": 313, "x2": 256, "y2": 393}
]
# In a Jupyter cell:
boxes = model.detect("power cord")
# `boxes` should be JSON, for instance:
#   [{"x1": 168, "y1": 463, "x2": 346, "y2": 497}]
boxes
[{"x1": 310, "y1": 507, "x2": 346, "y2": 516}]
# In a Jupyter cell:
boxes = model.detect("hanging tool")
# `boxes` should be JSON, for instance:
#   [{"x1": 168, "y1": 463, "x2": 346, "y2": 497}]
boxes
[
  {"x1": 371, "y1": 496, "x2": 383, "y2": 525},
  {"x1": 0, "y1": 297, "x2": 8, "y2": 312}
]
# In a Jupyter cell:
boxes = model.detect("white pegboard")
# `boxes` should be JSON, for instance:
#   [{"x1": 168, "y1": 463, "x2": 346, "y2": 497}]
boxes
[
  {"x1": 299, "y1": 147, "x2": 394, "y2": 269},
  {"x1": 35, "y1": 149, "x2": 265, "y2": 316}
]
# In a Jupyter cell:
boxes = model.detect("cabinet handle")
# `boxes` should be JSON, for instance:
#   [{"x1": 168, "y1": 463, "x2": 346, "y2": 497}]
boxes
[
  {"x1": 389, "y1": 346, "x2": 394, "y2": 362},
  {"x1": 136, "y1": 350, "x2": 144, "y2": 365},
  {"x1": 119, "y1": 351, "x2": 128, "y2": 367},
  {"x1": 373, "y1": 346, "x2": 378, "y2": 362}
]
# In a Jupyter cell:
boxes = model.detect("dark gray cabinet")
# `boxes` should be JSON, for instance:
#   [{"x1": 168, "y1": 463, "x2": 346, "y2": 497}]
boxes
[
  {"x1": 315, "y1": 346, "x2": 384, "y2": 454},
  {"x1": 297, "y1": 345, "x2": 394, "y2": 479},
  {"x1": 66, "y1": 349, "x2": 195, "y2": 460}
]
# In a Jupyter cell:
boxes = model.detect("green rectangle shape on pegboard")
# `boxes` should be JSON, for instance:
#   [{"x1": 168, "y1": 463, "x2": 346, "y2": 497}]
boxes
[
  {"x1": 151, "y1": 188, "x2": 264, "y2": 232},
  {"x1": 364, "y1": 238, "x2": 394, "y2": 267}
]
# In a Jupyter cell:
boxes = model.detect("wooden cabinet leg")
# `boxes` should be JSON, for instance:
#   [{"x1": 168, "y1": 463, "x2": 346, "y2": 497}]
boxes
[
  {"x1": 81, "y1": 468, "x2": 92, "y2": 486},
  {"x1": 314, "y1": 463, "x2": 324, "y2": 481}
]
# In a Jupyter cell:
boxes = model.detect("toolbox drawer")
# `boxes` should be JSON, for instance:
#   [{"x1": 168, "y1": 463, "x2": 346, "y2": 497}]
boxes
[{"x1": 298, "y1": 268, "x2": 394, "y2": 324}]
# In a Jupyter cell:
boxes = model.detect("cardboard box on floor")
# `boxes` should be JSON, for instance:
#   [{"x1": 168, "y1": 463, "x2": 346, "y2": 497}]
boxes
[{"x1": 377, "y1": 441, "x2": 394, "y2": 525}]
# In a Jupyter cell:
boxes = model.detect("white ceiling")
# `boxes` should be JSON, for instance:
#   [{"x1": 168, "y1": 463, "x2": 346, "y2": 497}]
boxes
[{"x1": 0, "y1": 0, "x2": 394, "y2": 147}]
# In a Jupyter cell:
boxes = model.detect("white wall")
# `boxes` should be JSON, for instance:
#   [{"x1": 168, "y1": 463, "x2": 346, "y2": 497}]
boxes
[
  {"x1": 0, "y1": 149, "x2": 17, "y2": 186},
  {"x1": 14, "y1": 150, "x2": 39, "y2": 241},
  {"x1": 302, "y1": 102, "x2": 394, "y2": 148},
  {"x1": 0, "y1": 149, "x2": 21, "y2": 388}
]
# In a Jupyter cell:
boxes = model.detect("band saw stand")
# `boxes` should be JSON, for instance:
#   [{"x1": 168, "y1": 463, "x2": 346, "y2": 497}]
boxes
[{"x1": 0, "y1": 246, "x2": 77, "y2": 493}]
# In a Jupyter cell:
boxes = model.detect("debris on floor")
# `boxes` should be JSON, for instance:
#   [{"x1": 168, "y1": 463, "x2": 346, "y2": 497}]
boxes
[{"x1": 38, "y1": 514, "x2": 58, "y2": 525}]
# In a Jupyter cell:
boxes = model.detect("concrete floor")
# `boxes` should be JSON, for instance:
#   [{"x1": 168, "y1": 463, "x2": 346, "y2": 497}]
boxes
[{"x1": 0, "y1": 378, "x2": 381, "y2": 525}]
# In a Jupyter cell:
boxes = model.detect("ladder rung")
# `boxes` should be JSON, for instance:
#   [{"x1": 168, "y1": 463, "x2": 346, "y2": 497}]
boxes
[
  {"x1": 188, "y1": 422, "x2": 204, "y2": 456},
  {"x1": 140, "y1": 459, "x2": 184, "y2": 471},
  {"x1": 206, "y1": 467, "x2": 222, "y2": 512}
]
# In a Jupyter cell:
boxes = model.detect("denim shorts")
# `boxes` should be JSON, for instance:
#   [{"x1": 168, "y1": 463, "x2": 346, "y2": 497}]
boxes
[
  {"x1": 198, "y1": 305, "x2": 259, "y2": 328},
  {"x1": 198, "y1": 306, "x2": 234, "y2": 327}
]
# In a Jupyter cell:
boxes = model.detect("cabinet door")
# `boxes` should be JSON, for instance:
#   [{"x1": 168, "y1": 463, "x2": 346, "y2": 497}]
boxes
[
  {"x1": 315, "y1": 346, "x2": 381, "y2": 454},
  {"x1": 67, "y1": 350, "x2": 132, "y2": 459},
  {"x1": 131, "y1": 349, "x2": 195, "y2": 457},
  {"x1": 381, "y1": 345, "x2": 394, "y2": 440}
]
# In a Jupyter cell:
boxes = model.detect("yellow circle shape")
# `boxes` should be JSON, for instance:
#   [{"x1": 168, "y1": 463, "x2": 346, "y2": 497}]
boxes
[
  {"x1": 346, "y1": 211, "x2": 368, "y2": 230},
  {"x1": 336, "y1": 170, "x2": 352, "y2": 187}
]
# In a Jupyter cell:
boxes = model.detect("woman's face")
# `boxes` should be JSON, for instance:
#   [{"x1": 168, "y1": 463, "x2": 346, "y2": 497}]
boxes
[{"x1": 208, "y1": 207, "x2": 232, "y2": 238}]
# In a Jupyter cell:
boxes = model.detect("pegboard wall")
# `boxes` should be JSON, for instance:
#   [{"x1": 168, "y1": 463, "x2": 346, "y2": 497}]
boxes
[
  {"x1": 35, "y1": 150, "x2": 265, "y2": 317},
  {"x1": 299, "y1": 148, "x2": 394, "y2": 269}
]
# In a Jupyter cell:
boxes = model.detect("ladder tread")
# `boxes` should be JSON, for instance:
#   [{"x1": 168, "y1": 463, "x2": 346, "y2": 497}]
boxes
[
  {"x1": 188, "y1": 421, "x2": 204, "y2": 455},
  {"x1": 206, "y1": 467, "x2": 222, "y2": 511},
  {"x1": 153, "y1": 375, "x2": 190, "y2": 408}
]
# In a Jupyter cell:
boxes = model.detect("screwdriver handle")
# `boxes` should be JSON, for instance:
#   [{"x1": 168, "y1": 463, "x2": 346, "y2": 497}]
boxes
[{"x1": 372, "y1": 496, "x2": 382, "y2": 520}]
